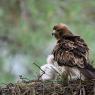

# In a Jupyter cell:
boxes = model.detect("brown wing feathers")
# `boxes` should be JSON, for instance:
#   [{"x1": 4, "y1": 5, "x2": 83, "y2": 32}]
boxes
[{"x1": 52, "y1": 36, "x2": 89, "y2": 68}]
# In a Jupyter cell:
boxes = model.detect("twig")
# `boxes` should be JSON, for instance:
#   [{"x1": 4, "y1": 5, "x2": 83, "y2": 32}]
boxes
[
  {"x1": 33, "y1": 62, "x2": 45, "y2": 74},
  {"x1": 33, "y1": 62, "x2": 46, "y2": 80}
]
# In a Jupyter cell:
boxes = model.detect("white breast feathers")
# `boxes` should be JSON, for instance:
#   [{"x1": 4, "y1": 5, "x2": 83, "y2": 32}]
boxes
[{"x1": 40, "y1": 54, "x2": 85, "y2": 81}]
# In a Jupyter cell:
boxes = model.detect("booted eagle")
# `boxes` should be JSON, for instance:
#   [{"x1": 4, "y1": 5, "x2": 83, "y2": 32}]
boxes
[{"x1": 52, "y1": 23, "x2": 95, "y2": 80}]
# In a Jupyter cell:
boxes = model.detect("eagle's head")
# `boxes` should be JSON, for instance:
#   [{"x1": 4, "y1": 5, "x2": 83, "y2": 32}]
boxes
[{"x1": 52, "y1": 23, "x2": 73, "y2": 40}]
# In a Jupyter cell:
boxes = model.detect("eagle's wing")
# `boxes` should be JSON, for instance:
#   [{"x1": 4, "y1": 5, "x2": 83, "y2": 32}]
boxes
[{"x1": 52, "y1": 36, "x2": 89, "y2": 68}]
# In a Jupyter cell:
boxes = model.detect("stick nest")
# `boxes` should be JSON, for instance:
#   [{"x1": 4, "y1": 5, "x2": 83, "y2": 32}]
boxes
[{"x1": 0, "y1": 79, "x2": 95, "y2": 95}]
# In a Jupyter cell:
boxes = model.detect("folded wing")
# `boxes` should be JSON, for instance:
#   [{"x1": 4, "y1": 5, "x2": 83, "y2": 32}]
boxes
[{"x1": 52, "y1": 36, "x2": 89, "y2": 68}]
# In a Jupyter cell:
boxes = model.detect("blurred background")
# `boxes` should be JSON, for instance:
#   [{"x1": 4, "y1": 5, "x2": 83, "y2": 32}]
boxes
[{"x1": 0, "y1": 0, "x2": 95, "y2": 84}]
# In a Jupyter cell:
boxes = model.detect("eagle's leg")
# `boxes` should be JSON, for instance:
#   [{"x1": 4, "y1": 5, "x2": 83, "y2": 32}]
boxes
[
  {"x1": 80, "y1": 71, "x2": 82, "y2": 82},
  {"x1": 65, "y1": 67, "x2": 72, "y2": 84},
  {"x1": 78, "y1": 70, "x2": 83, "y2": 93}
]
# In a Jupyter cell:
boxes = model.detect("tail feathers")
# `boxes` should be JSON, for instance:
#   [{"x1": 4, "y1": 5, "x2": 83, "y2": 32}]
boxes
[
  {"x1": 79, "y1": 64, "x2": 95, "y2": 80},
  {"x1": 84, "y1": 63, "x2": 95, "y2": 72}
]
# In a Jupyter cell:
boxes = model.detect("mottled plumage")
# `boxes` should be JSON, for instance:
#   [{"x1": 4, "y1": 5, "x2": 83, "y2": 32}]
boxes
[
  {"x1": 52, "y1": 23, "x2": 95, "y2": 79},
  {"x1": 52, "y1": 36, "x2": 89, "y2": 68}
]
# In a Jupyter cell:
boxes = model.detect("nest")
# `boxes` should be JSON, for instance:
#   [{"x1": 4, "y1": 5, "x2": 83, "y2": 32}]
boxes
[{"x1": 0, "y1": 79, "x2": 95, "y2": 95}]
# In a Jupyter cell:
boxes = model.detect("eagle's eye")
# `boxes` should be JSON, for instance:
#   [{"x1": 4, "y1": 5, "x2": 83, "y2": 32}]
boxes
[
  {"x1": 52, "y1": 30, "x2": 63, "y2": 39},
  {"x1": 56, "y1": 29, "x2": 64, "y2": 35},
  {"x1": 56, "y1": 29, "x2": 60, "y2": 32},
  {"x1": 56, "y1": 27, "x2": 64, "y2": 31}
]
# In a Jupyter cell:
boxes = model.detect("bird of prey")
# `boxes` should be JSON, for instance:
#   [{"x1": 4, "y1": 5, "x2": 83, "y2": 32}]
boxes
[{"x1": 51, "y1": 23, "x2": 95, "y2": 80}]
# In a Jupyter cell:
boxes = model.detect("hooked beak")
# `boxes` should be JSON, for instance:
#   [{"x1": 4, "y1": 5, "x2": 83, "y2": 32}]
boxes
[{"x1": 52, "y1": 30, "x2": 56, "y2": 36}]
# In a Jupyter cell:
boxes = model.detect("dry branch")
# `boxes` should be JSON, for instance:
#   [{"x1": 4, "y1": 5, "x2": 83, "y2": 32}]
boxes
[{"x1": 0, "y1": 79, "x2": 95, "y2": 95}]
